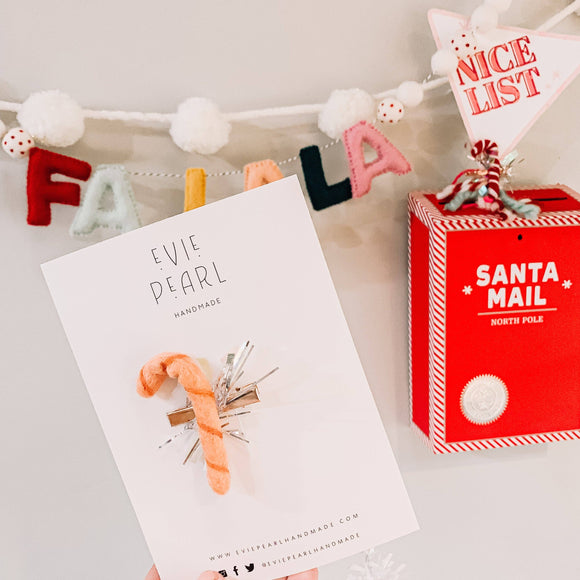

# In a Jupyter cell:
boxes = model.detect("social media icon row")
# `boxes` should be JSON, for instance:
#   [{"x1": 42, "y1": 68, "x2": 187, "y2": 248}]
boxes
[{"x1": 219, "y1": 563, "x2": 255, "y2": 577}]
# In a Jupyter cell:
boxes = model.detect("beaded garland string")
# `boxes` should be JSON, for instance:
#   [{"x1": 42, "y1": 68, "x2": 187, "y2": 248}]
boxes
[{"x1": 0, "y1": 1, "x2": 577, "y2": 160}]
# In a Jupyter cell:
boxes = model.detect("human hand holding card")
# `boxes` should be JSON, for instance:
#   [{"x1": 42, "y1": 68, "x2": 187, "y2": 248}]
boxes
[{"x1": 144, "y1": 564, "x2": 318, "y2": 580}]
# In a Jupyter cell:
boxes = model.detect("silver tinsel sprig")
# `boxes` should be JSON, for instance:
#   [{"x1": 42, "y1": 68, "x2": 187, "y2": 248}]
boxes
[{"x1": 159, "y1": 341, "x2": 278, "y2": 465}]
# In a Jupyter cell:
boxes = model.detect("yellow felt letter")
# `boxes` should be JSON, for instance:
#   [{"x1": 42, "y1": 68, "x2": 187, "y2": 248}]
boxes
[{"x1": 184, "y1": 168, "x2": 206, "y2": 212}]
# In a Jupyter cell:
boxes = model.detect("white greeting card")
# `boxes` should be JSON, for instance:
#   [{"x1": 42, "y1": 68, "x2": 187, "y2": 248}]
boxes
[
  {"x1": 42, "y1": 176, "x2": 417, "y2": 580},
  {"x1": 429, "y1": 9, "x2": 580, "y2": 157}
]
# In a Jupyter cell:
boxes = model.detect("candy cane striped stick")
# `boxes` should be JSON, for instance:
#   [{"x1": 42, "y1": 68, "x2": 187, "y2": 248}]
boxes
[
  {"x1": 471, "y1": 139, "x2": 501, "y2": 198},
  {"x1": 470, "y1": 139, "x2": 498, "y2": 159},
  {"x1": 137, "y1": 352, "x2": 230, "y2": 495}
]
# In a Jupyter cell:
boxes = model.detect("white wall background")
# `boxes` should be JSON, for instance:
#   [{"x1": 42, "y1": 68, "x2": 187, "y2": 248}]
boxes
[{"x1": 1, "y1": 1, "x2": 580, "y2": 578}]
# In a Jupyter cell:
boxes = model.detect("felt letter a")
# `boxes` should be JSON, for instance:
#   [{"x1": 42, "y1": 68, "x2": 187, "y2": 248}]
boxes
[
  {"x1": 244, "y1": 159, "x2": 283, "y2": 191},
  {"x1": 299, "y1": 145, "x2": 352, "y2": 211},
  {"x1": 70, "y1": 164, "x2": 141, "y2": 236},
  {"x1": 27, "y1": 147, "x2": 92, "y2": 226},
  {"x1": 343, "y1": 121, "x2": 411, "y2": 198}
]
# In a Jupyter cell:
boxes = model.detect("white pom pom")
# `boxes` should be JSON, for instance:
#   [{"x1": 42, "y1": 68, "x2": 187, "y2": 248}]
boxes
[
  {"x1": 0, "y1": 119, "x2": 6, "y2": 138},
  {"x1": 318, "y1": 89, "x2": 375, "y2": 139},
  {"x1": 431, "y1": 49, "x2": 458, "y2": 76},
  {"x1": 2, "y1": 127, "x2": 35, "y2": 159},
  {"x1": 484, "y1": 0, "x2": 512, "y2": 13},
  {"x1": 471, "y1": 4, "x2": 499, "y2": 33},
  {"x1": 377, "y1": 98, "x2": 405, "y2": 125},
  {"x1": 170, "y1": 98, "x2": 231, "y2": 155},
  {"x1": 17, "y1": 90, "x2": 84, "y2": 147},
  {"x1": 396, "y1": 81, "x2": 424, "y2": 108}
]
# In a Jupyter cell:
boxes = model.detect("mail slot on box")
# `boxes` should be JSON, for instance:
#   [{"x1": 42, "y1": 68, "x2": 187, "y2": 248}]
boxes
[{"x1": 409, "y1": 185, "x2": 580, "y2": 453}]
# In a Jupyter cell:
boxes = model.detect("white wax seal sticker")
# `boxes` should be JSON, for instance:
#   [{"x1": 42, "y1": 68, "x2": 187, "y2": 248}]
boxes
[{"x1": 461, "y1": 374, "x2": 508, "y2": 425}]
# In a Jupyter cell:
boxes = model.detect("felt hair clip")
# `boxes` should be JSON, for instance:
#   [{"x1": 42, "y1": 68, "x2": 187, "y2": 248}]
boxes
[{"x1": 137, "y1": 342, "x2": 277, "y2": 495}]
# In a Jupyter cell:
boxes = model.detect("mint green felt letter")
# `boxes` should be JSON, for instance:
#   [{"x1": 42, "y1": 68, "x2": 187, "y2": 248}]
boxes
[{"x1": 70, "y1": 164, "x2": 141, "y2": 236}]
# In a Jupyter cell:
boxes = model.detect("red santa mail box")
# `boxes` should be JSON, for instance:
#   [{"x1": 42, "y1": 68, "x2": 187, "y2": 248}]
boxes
[{"x1": 409, "y1": 185, "x2": 580, "y2": 453}]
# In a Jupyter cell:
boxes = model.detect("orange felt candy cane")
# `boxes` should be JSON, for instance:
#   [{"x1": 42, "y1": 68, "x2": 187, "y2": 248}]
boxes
[{"x1": 137, "y1": 352, "x2": 230, "y2": 495}]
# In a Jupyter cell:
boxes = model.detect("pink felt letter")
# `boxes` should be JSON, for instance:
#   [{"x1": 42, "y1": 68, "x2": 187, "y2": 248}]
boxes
[{"x1": 343, "y1": 121, "x2": 411, "y2": 198}]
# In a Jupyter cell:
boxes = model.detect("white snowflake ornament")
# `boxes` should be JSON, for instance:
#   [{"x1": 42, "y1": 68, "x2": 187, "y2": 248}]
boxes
[
  {"x1": 348, "y1": 549, "x2": 406, "y2": 580},
  {"x1": 2, "y1": 127, "x2": 35, "y2": 159},
  {"x1": 377, "y1": 98, "x2": 405, "y2": 125},
  {"x1": 450, "y1": 29, "x2": 478, "y2": 59}
]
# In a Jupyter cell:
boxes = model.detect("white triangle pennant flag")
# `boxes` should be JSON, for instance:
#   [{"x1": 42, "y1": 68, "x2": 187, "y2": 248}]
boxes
[{"x1": 429, "y1": 9, "x2": 580, "y2": 158}]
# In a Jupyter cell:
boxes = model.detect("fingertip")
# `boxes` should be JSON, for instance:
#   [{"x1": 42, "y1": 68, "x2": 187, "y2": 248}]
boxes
[
  {"x1": 289, "y1": 569, "x2": 319, "y2": 580},
  {"x1": 198, "y1": 571, "x2": 222, "y2": 580},
  {"x1": 145, "y1": 565, "x2": 161, "y2": 580}
]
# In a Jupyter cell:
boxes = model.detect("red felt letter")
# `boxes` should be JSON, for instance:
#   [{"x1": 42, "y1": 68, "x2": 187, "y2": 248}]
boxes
[{"x1": 26, "y1": 148, "x2": 92, "y2": 226}]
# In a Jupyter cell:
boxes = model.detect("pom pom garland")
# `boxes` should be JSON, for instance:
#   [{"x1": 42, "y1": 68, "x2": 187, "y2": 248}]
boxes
[
  {"x1": 0, "y1": 1, "x2": 573, "y2": 157},
  {"x1": 2, "y1": 127, "x2": 34, "y2": 159},
  {"x1": 396, "y1": 81, "x2": 424, "y2": 108},
  {"x1": 471, "y1": 4, "x2": 499, "y2": 32},
  {"x1": 17, "y1": 90, "x2": 85, "y2": 147},
  {"x1": 318, "y1": 89, "x2": 375, "y2": 139},
  {"x1": 170, "y1": 98, "x2": 231, "y2": 155},
  {"x1": 484, "y1": 0, "x2": 512, "y2": 13},
  {"x1": 431, "y1": 49, "x2": 458, "y2": 76}
]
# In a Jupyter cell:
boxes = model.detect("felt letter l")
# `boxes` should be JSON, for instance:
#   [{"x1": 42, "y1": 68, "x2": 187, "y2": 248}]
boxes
[{"x1": 299, "y1": 145, "x2": 352, "y2": 211}]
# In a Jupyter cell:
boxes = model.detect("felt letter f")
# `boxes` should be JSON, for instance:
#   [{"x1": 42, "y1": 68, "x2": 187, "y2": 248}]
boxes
[{"x1": 26, "y1": 148, "x2": 92, "y2": 226}]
